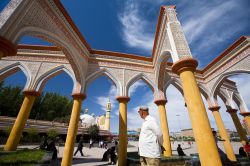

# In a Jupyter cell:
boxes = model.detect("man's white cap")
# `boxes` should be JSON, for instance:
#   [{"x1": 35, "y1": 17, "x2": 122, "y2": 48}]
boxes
[{"x1": 139, "y1": 106, "x2": 149, "y2": 111}]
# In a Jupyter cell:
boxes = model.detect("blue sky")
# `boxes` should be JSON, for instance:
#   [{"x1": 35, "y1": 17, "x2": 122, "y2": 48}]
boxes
[{"x1": 1, "y1": 0, "x2": 250, "y2": 133}]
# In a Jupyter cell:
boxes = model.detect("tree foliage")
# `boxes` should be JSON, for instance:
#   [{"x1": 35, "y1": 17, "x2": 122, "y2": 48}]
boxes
[
  {"x1": 0, "y1": 82, "x2": 73, "y2": 122},
  {"x1": 47, "y1": 128, "x2": 59, "y2": 138},
  {"x1": 87, "y1": 124, "x2": 99, "y2": 139}
]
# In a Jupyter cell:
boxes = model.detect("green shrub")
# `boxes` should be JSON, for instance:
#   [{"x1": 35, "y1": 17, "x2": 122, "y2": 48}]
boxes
[{"x1": 47, "y1": 128, "x2": 58, "y2": 138}]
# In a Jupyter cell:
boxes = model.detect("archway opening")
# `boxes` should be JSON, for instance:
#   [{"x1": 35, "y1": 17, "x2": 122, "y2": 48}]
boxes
[
  {"x1": 19, "y1": 36, "x2": 54, "y2": 46},
  {"x1": 127, "y1": 79, "x2": 155, "y2": 149},
  {"x1": 166, "y1": 84, "x2": 192, "y2": 154},
  {"x1": 0, "y1": 71, "x2": 26, "y2": 117}
]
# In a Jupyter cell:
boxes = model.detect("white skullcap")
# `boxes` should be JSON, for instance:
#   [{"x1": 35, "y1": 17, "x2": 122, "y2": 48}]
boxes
[{"x1": 139, "y1": 106, "x2": 149, "y2": 111}]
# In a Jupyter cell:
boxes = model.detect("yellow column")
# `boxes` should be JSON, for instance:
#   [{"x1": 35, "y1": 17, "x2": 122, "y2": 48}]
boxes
[
  {"x1": 209, "y1": 106, "x2": 236, "y2": 161},
  {"x1": 240, "y1": 112, "x2": 250, "y2": 135},
  {"x1": 227, "y1": 109, "x2": 248, "y2": 142},
  {"x1": 154, "y1": 99, "x2": 172, "y2": 156},
  {"x1": 4, "y1": 90, "x2": 40, "y2": 151},
  {"x1": 116, "y1": 96, "x2": 130, "y2": 166},
  {"x1": 172, "y1": 58, "x2": 222, "y2": 166},
  {"x1": 61, "y1": 93, "x2": 86, "y2": 166}
]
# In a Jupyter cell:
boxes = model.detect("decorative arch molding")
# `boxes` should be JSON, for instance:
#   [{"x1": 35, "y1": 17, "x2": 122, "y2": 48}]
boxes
[
  {"x1": 232, "y1": 93, "x2": 241, "y2": 109},
  {"x1": 155, "y1": 50, "x2": 171, "y2": 90},
  {"x1": 9, "y1": 26, "x2": 86, "y2": 93},
  {"x1": 217, "y1": 90, "x2": 232, "y2": 110},
  {"x1": 85, "y1": 68, "x2": 121, "y2": 96},
  {"x1": 125, "y1": 72, "x2": 156, "y2": 97},
  {"x1": 231, "y1": 92, "x2": 249, "y2": 112},
  {"x1": 0, "y1": 62, "x2": 31, "y2": 89},
  {"x1": 211, "y1": 70, "x2": 250, "y2": 100},
  {"x1": 164, "y1": 77, "x2": 183, "y2": 96},
  {"x1": 34, "y1": 65, "x2": 77, "y2": 93},
  {"x1": 197, "y1": 83, "x2": 212, "y2": 106}
]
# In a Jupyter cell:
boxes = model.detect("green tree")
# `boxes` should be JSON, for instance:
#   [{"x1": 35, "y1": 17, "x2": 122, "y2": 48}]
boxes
[
  {"x1": 0, "y1": 82, "x2": 73, "y2": 121},
  {"x1": 47, "y1": 128, "x2": 58, "y2": 138},
  {"x1": 0, "y1": 85, "x2": 23, "y2": 116},
  {"x1": 26, "y1": 128, "x2": 38, "y2": 143},
  {"x1": 87, "y1": 124, "x2": 99, "y2": 139}
]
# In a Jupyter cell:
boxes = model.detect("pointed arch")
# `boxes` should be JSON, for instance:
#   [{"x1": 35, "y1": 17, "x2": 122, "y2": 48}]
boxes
[
  {"x1": 197, "y1": 83, "x2": 212, "y2": 106},
  {"x1": 13, "y1": 26, "x2": 83, "y2": 87},
  {"x1": 85, "y1": 68, "x2": 121, "y2": 95},
  {"x1": 164, "y1": 77, "x2": 183, "y2": 96},
  {"x1": 211, "y1": 70, "x2": 250, "y2": 99},
  {"x1": 35, "y1": 65, "x2": 76, "y2": 92},
  {"x1": 217, "y1": 90, "x2": 232, "y2": 109},
  {"x1": 126, "y1": 73, "x2": 156, "y2": 96},
  {"x1": 231, "y1": 92, "x2": 248, "y2": 112},
  {"x1": 0, "y1": 62, "x2": 31, "y2": 89}
]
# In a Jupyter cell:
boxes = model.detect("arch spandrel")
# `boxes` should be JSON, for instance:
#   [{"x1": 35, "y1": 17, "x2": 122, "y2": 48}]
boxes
[
  {"x1": 0, "y1": 61, "x2": 31, "y2": 89},
  {"x1": 206, "y1": 46, "x2": 250, "y2": 98},
  {"x1": 0, "y1": 0, "x2": 90, "y2": 93},
  {"x1": 33, "y1": 64, "x2": 77, "y2": 93},
  {"x1": 197, "y1": 83, "x2": 214, "y2": 107},
  {"x1": 125, "y1": 72, "x2": 156, "y2": 97},
  {"x1": 164, "y1": 77, "x2": 183, "y2": 96},
  {"x1": 231, "y1": 92, "x2": 249, "y2": 112},
  {"x1": 85, "y1": 67, "x2": 122, "y2": 96}
]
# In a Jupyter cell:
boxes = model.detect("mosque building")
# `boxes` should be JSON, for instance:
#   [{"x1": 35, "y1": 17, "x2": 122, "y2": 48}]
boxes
[{"x1": 80, "y1": 99, "x2": 111, "y2": 131}]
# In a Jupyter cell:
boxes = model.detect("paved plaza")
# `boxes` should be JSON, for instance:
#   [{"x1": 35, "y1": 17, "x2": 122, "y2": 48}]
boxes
[{"x1": 1, "y1": 141, "x2": 242, "y2": 166}]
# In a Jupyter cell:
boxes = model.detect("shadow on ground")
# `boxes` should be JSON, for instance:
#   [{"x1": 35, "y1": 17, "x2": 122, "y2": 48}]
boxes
[{"x1": 50, "y1": 157, "x2": 113, "y2": 166}]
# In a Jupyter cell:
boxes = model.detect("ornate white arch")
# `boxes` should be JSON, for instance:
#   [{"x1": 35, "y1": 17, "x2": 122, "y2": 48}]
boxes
[
  {"x1": 12, "y1": 26, "x2": 85, "y2": 92},
  {"x1": 0, "y1": 62, "x2": 31, "y2": 89},
  {"x1": 34, "y1": 65, "x2": 76, "y2": 93},
  {"x1": 126, "y1": 73, "x2": 156, "y2": 96},
  {"x1": 85, "y1": 68, "x2": 121, "y2": 96},
  {"x1": 197, "y1": 83, "x2": 213, "y2": 106},
  {"x1": 216, "y1": 90, "x2": 233, "y2": 110},
  {"x1": 211, "y1": 70, "x2": 250, "y2": 99},
  {"x1": 164, "y1": 77, "x2": 183, "y2": 96}
]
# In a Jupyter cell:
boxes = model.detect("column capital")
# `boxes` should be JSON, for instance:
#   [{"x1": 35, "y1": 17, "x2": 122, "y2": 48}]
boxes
[
  {"x1": 116, "y1": 96, "x2": 130, "y2": 103},
  {"x1": 172, "y1": 58, "x2": 198, "y2": 75},
  {"x1": 154, "y1": 99, "x2": 167, "y2": 106},
  {"x1": 240, "y1": 112, "x2": 250, "y2": 117},
  {"x1": 226, "y1": 109, "x2": 238, "y2": 114},
  {"x1": 208, "y1": 106, "x2": 221, "y2": 112},
  {"x1": 72, "y1": 93, "x2": 86, "y2": 100},
  {"x1": 0, "y1": 36, "x2": 17, "y2": 57},
  {"x1": 23, "y1": 90, "x2": 41, "y2": 97}
]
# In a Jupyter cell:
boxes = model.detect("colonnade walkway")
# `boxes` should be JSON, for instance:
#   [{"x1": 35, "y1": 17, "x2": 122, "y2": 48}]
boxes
[{"x1": 0, "y1": 141, "x2": 242, "y2": 166}]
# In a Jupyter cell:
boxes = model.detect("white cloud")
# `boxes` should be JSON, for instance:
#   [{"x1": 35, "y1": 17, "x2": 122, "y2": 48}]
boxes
[
  {"x1": 95, "y1": 85, "x2": 117, "y2": 113},
  {"x1": 118, "y1": 0, "x2": 154, "y2": 53},
  {"x1": 128, "y1": 80, "x2": 145, "y2": 96},
  {"x1": 183, "y1": 1, "x2": 237, "y2": 43}
]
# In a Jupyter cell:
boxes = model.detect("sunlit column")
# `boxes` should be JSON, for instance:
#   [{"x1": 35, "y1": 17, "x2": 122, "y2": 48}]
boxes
[
  {"x1": 0, "y1": 36, "x2": 17, "y2": 59},
  {"x1": 154, "y1": 99, "x2": 172, "y2": 156},
  {"x1": 227, "y1": 109, "x2": 248, "y2": 142},
  {"x1": 61, "y1": 93, "x2": 86, "y2": 166},
  {"x1": 4, "y1": 90, "x2": 40, "y2": 151},
  {"x1": 116, "y1": 96, "x2": 130, "y2": 166},
  {"x1": 209, "y1": 106, "x2": 236, "y2": 161},
  {"x1": 172, "y1": 58, "x2": 222, "y2": 166},
  {"x1": 240, "y1": 112, "x2": 250, "y2": 135}
]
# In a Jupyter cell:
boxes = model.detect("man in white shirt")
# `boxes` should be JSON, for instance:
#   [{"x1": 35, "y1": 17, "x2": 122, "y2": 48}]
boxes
[{"x1": 138, "y1": 106, "x2": 163, "y2": 166}]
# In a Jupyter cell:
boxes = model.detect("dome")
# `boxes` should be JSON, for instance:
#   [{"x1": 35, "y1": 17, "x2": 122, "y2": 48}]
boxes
[{"x1": 80, "y1": 114, "x2": 95, "y2": 127}]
